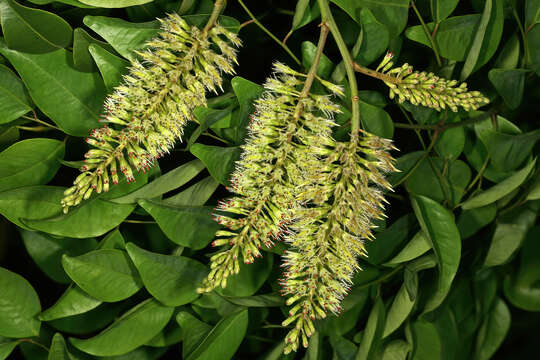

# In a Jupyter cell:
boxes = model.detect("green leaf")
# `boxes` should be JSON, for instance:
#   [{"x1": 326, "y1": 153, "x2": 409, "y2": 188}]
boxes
[
  {"x1": 494, "y1": 33, "x2": 520, "y2": 69},
  {"x1": 435, "y1": 114, "x2": 465, "y2": 160},
  {"x1": 412, "y1": 195, "x2": 461, "y2": 312},
  {"x1": 39, "y1": 285, "x2": 101, "y2": 321},
  {"x1": 79, "y1": 0, "x2": 152, "y2": 7},
  {"x1": 0, "y1": 340, "x2": 18, "y2": 360},
  {"x1": 48, "y1": 302, "x2": 124, "y2": 336},
  {"x1": 484, "y1": 206, "x2": 537, "y2": 267},
  {"x1": 461, "y1": 159, "x2": 536, "y2": 209},
  {"x1": 0, "y1": 0, "x2": 72, "y2": 53},
  {"x1": 185, "y1": 309, "x2": 248, "y2": 360},
  {"x1": 461, "y1": 0, "x2": 504, "y2": 79},
  {"x1": 110, "y1": 159, "x2": 205, "y2": 204},
  {"x1": 331, "y1": 0, "x2": 410, "y2": 39},
  {"x1": 0, "y1": 138, "x2": 64, "y2": 192},
  {"x1": 359, "y1": 100, "x2": 394, "y2": 139},
  {"x1": 526, "y1": 0, "x2": 540, "y2": 27},
  {"x1": 0, "y1": 125, "x2": 19, "y2": 151},
  {"x1": 0, "y1": 64, "x2": 32, "y2": 124},
  {"x1": 0, "y1": 266, "x2": 41, "y2": 337},
  {"x1": 365, "y1": 213, "x2": 415, "y2": 265},
  {"x1": 190, "y1": 144, "x2": 240, "y2": 186},
  {"x1": 457, "y1": 203, "x2": 497, "y2": 239},
  {"x1": 222, "y1": 293, "x2": 284, "y2": 307},
  {"x1": 383, "y1": 284, "x2": 416, "y2": 338},
  {"x1": 48, "y1": 333, "x2": 71, "y2": 360},
  {"x1": 62, "y1": 249, "x2": 143, "y2": 302},
  {"x1": 230, "y1": 76, "x2": 264, "y2": 143},
  {"x1": 126, "y1": 242, "x2": 208, "y2": 306},
  {"x1": 187, "y1": 106, "x2": 235, "y2": 149},
  {"x1": 384, "y1": 231, "x2": 431, "y2": 266},
  {"x1": 525, "y1": 21, "x2": 540, "y2": 74},
  {"x1": 430, "y1": 0, "x2": 459, "y2": 22},
  {"x1": 0, "y1": 43, "x2": 107, "y2": 136},
  {"x1": 217, "y1": 254, "x2": 273, "y2": 297},
  {"x1": 409, "y1": 321, "x2": 442, "y2": 360},
  {"x1": 302, "y1": 41, "x2": 334, "y2": 79},
  {"x1": 381, "y1": 340, "x2": 410, "y2": 360},
  {"x1": 388, "y1": 151, "x2": 426, "y2": 186},
  {"x1": 163, "y1": 176, "x2": 219, "y2": 207},
  {"x1": 97, "y1": 228, "x2": 126, "y2": 250},
  {"x1": 488, "y1": 69, "x2": 529, "y2": 109},
  {"x1": 139, "y1": 199, "x2": 219, "y2": 250},
  {"x1": 69, "y1": 299, "x2": 173, "y2": 356},
  {"x1": 176, "y1": 312, "x2": 212, "y2": 358},
  {"x1": 330, "y1": 335, "x2": 357, "y2": 360},
  {"x1": 355, "y1": 8, "x2": 389, "y2": 66},
  {"x1": 355, "y1": 297, "x2": 386, "y2": 360},
  {"x1": 290, "y1": 0, "x2": 320, "y2": 33},
  {"x1": 0, "y1": 186, "x2": 64, "y2": 229},
  {"x1": 72, "y1": 28, "x2": 114, "y2": 72},
  {"x1": 20, "y1": 229, "x2": 97, "y2": 284},
  {"x1": 88, "y1": 44, "x2": 129, "y2": 92},
  {"x1": 145, "y1": 318, "x2": 183, "y2": 347},
  {"x1": 473, "y1": 298, "x2": 511, "y2": 360},
  {"x1": 83, "y1": 16, "x2": 159, "y2": 61}
]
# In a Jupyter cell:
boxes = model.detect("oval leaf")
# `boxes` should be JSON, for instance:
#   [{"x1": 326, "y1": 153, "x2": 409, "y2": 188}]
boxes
[{"x1": 0, "y1": 64, "x2": 32, "y2": 124}]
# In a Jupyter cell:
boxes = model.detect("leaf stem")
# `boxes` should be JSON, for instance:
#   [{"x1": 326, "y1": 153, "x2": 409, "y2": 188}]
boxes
[
  {"x1": 202, "y1": 0, "x2": 227, "y2": 35},
  {"x1": 22, "y1": 113, "x2": 61, "y2": 131},
  {"x1": 410, "y1": 1, "x2": 442, "y2": 66},
  {"x1": 317, "y1": 0, "x2": 360, "y2": 132},
  {"x1": 236, "y1": 0, "x2": 301, "y2": 65}
]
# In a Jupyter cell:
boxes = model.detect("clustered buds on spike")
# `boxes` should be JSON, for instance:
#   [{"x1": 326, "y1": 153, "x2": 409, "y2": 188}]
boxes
[
  {"x1": 376, "y1": 52, "x2": 489, "y2": 112},
  {"x1": 61, "y1": 13, "x2": 240, "y2": 213},
  {"x1": 197, "y1": 63, "x2": 344, "y2": 293},
  {"x1": 280, "y1": 130, "x2": 397, "y2": 354}
]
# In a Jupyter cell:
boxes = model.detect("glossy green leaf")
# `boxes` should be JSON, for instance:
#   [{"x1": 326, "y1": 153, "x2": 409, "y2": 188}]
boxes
[
  {"x1": 139, "y1": 199, "x2": 219, "y2": 249},
  {"x1": 185, "y1": 309, "x2": 248, "y2": 360},
  {"x1": 79, "y1": 0, "x2": 152, "y2": 7},
  {"x1": 473, "y1": 298, "x2": 511, "y2": 360},
  {"x1": 176, "y1": 312, "x2": 212, "y2": 358},
  {"x1": 0, "y1": 125, "x2": 19, "y2": 151},
  {"x1": 0, "y1": 186, "x2": 64, "y2": 229},
  {"x1": 359, "y1": 100, "x2": 394, "y2": 139},
  {"x1": 230, "y1": 76, "x2": 264, "y2": 143},
  {"x1": 457, "y1": 203, "x2": 497, "y2": 239},
  {"x1": 484, "y1": 206, "x2": 537, "y2": 267},
  {"x1": 0, "y1": 340, "x2": 18, "y2": 360},
  {"x1": 409, "y1": 321, "x2": 442, "y2": 360},
  {"x1": 388, "y1": 151, "x2": 426, "y2": 186},
  {"x1": 218, "y1": 254, "x2": 273, "y2": 297},
  {"x1": 97, "y1": 228, "x2": 126, "y2": 250},
  {"x1": 431, "y1": 0, "x2": 459, "y2": 22},
  {"x1": 20, "y1": 229, "x2": 97, "y2": 284},
  {"x1": 0, "y1": 0, "x2": 72, "y2": 53},
  {"x1": 331, "y1": 0, "x2": 410, "y2": 38},
  {"x1": 0, "y1": 43, "x2": 107, "y2": 136},
  {"x1": 330, "y1": 335, "x2": 357, "y2": 360},
  {"x1": 70, "y1": 299, "x2": 173, "y2": 356},
  {"x1": 88, "y1": 44, "x2": 129, "y2": 92},
  {"x1": 366, "y1": 213, "x2": 415, "y2": 265},
  {"x1": 39, "y1": 285, "x2": 101, "y2": 321},
  {"x1": 461, "y1": 0, "x2": 504, "y2": 79},
  {"x1": 0, "y1": 64, "x2": 32, "y2": 124},
  {"x1": 356, "y1": 297, "x2": 386, "y2": 360},
  {"x1": 164, "y1": 176, "x2": 219, "y2": 207},
  {"x1": 112, "y1": 159, "x2": 204, "y2": 204},
  {"x1": 462, "y1": 159, "x2": 536, "y2": 209},
  {"x1": 62, "y1": 249, "x2": 143, "y2": 302},
  {"x1": 222, "y1": 293, "x2": 284, "y2": 307},
  {"x1": 72, "y1": 28, "x2": 114, "y2": 72},
  {"x1": 187, "y1": 106, "x2": 235, "y2": 149},
  {"x1": 0, "y1": 138, "x2": 64, "y2": 192},
  {"x1": 145, "y1": 318, "x2": 183, "y2": 348},
  {"x1": 383, "y1": 284, "x2": 416, "y2": 338},
  {"x1": 435, "y1": 115, "x2": 465, "y2": 160},
  {"x1": 526, "y1": 0, "x2": 540, "y2": 27},
  {"x1": 0, "y1": 266, "x2": 41, "y2": 337},
  {"x1": 302, "y1": 41, "x2": 334, "y2": 79},
  {"x1": 290, "y1": 0, "x2": 320, "y2": 33},
  {"x1": 494, "y1": 33, "x2": 520, "y2": 69},
  {"x1": 355, "y1": 8, "x2": 389, "y2": 66},
  {"x1": 412, "y1": 195, "x2": 461, "y2": 312},
  {"x1": 190, "y1": 144, "x2": 240, "y2": 186},
  {"x1": 488, "y1": 69, "x2": 529, "y2": 109},
  {"x1": 384, "y1": 231, "x2": 431, "y2": 266},
  {"x1": 48, "y1": 333, "x2": 71, "y2": 360},
  {"x1": 27, "y1": 0, "x2": 93, "y2": 7},
  {"x1": 381, "y1": 340, "x2": 410, "y2": 360},
  {"x1": 48, "y1": 303, "x2": 123, "y2": 335},
  {"x1": 126, "y1": 242, "x2": 207, "y2": 306}
]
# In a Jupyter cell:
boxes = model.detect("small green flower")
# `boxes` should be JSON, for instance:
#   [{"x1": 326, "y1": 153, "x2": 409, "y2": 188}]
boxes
[
  {"x1": 281, "y1": 130, "x2": 397, "y2": 354},
  {"x1": 376, "y1": 52, "x2": 489, "y2": 112},
  {"x1": 61, "y1": 14, "x2": 240, "y2": 213},
  {"x1": 198, "y1": 63, "x2": 342, "y2": 293}
]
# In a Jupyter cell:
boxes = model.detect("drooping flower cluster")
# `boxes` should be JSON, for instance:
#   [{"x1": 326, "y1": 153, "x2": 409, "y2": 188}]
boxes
[
  {"x1": 61, "y1": 13, "x2": 240, "y2": 213},
  {"x1": 376, "y1": 52, "x2": 489, "y2": 112},
  {"x1": 197, "y1": 63, "x2": 343, "y2": 293},
  {"x1": 280, "y1": 130, "x2": 397, "y2": 353}
]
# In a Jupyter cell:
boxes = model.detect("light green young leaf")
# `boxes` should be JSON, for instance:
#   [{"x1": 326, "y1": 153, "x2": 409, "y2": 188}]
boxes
[
  {"x1": 0, "y1": 267, "x2": 41, "y2": 338},
  {"x1": 302, "y1": 40, "x2": 334, "y2": 79},
  {"x1": 62, "y1": 249, "x2": 143, "y2": 302},
  {"x1": 383, "y1": 284, "x2": 416, "y2": 338},
  {"x1": 355, "y1": 8, "x2": 389, "y2": 66},
  {"x1": 384, "y1": 231, "x2": 431, "y2": 266},
  {"x1": 461, "y1": 0, "x2": 495, "y2": 79},
  {"x1": 381, "y1": 340, "x2": 410, "y2": 360},
  {"x1": 79, "y1": 0, "x2": 152, "y2": 7},
  {"x1": 70, "y1": 299, "x2": 173, "y2": 356},
  {"x1": 358, "y1": 100, "x2": 394, "y2": 139},
  {"x1": 48, "y1": 333, "x2": 71, "y2": 360},
  {"x1": 356, "y1": 297, "x2": 386, "y2": 360},
  {"x1": 0, "y1": 340, "x2": 18, "y2": 360}
]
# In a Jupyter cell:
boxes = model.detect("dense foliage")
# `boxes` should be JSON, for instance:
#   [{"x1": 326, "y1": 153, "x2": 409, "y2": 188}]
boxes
[{"x1": 0, "y1": 0, "x2": 539, "y2": 359}]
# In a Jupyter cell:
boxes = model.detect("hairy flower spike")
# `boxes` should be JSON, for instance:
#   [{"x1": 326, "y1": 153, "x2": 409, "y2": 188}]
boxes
[
  {"x1": 376, "y1": 52, "x2": 489, "y2": 112},
  {"x1": 61, "y1": 14, "x2": 240, "y2": 213},
  {"x1": 280, "y1": 130, "x2": 397, "y2": 354},
  {"x1": 198, "y1": 63, "x2": 342, "y2": 293}
]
